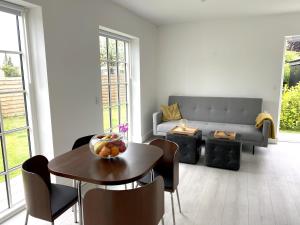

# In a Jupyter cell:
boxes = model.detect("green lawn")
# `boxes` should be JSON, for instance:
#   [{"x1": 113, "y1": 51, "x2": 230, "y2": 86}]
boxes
[
  {"x1": 0, "y1": 115, "x2": 29, "y2": 183},
  {"x1": 103, "y1": 105, "x2": 127, "y2": 132}
]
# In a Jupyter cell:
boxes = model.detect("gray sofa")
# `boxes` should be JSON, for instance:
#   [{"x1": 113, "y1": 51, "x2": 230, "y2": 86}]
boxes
[{"x1": 153, "y1": 96, "x2": 271, "y2": 147}]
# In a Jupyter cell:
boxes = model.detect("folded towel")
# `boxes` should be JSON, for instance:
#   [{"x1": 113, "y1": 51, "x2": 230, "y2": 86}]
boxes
[{"x1": 255, "y1": 112, "x2": 276, "y2": 139}]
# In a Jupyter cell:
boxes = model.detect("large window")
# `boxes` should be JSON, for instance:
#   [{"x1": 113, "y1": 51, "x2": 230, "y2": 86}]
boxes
[
  {"x1": 99, "y1": 33, "x2": 130, "y2": 135},
  {"x1": 0, "y1": 4, "x2": 32, "y2": 213}
]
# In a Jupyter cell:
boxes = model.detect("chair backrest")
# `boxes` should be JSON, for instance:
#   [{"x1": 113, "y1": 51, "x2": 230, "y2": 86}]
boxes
[
  {"x1": 72, "y1": 134, "x2": 95, "y2": 150},
  {"x1": 83, "y1": 176, "x2": 165, "y2": 225},
  {"x1": 22, "y1": 155, "x2": 52, "y2": 221},
  {"x1": 149, "y1": 139, "x2": 179, "y2": 191}
]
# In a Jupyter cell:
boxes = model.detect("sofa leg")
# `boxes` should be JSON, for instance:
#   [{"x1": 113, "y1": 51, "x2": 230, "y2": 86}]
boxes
[{"x1": 252, "y1": 145, "x2": 255, "y2": 155}]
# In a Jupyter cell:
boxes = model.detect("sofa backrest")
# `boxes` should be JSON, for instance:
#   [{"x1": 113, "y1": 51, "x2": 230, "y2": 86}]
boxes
[{"x1": 168, "y1": 96, "x2": 262, "y2": 125}]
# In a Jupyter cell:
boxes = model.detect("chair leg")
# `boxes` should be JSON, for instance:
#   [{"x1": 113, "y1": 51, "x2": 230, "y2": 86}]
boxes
[
  {"x1": 252, "y1": 145, "x2": 255, "y2": 155},
  {"x1": 161, "y1": 216, "x2": 165, "y2": 225},
  {"x1": 125, "y1": 184, "x2": 127, "y2": 190},
  {"x1": 72, "y1": 180, "x2": 76, "y2": 212},
  {"x1": 74, "y1": 202, "x2": 78, "y2": 223},
  {"x1": 24, "y1": 211, "x2": 29, "y2": 225},
  {"x1": 176, "y1": 188, "x2": 182, "y2": 213},
  {"x1": 170, "y1": 193, "x2": 176, "y2": 225},
  {"x1": 51, "y1": 222, "x2": 54, "y2": 225},
  {"x1": 132, "y1": 182, "x2": 134, "y2": 189}
]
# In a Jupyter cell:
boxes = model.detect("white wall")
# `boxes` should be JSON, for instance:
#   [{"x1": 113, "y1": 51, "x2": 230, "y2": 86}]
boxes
[
  {"x1": 18, "y1": 0, "x2": 158, "y2": 157},
  {"x1": 157, "y1": 13, "x2": 300, "y2": 133}
]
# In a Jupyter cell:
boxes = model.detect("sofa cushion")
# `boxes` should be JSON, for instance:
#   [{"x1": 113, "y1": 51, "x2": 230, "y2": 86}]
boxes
[{"x1": 157, "y1": 120, "x2": 263, "y2": 144}]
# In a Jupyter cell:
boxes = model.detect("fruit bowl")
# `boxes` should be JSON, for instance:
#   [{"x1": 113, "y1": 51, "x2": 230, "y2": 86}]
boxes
[{"x1": 89, "y1": 133, "x2": 127, "y2": 158}]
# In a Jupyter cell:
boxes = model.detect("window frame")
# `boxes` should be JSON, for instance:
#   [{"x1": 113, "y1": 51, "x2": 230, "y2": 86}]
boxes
[
  {"x1": 99, "y1": 31, "x2": 131, "y2": 135},
  {"x1": 0, "y1": 3, "x2": 35, "y2": 215}
]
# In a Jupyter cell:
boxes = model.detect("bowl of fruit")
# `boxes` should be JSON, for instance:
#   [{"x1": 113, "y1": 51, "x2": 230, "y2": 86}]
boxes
[{"x1": 89, "y1": 133, "x2": 127, "y2": 159}]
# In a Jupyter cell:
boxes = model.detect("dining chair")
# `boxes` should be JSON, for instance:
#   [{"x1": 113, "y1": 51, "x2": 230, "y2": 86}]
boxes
[
  {"x1": 83, "y1": 176, "x2": 165, "y2": 225},
  {"x1": 137, "y1": 138, "x2": 181, "y2": 225},
  {"x1": 22, "y1": 155, "x2": 78, "y2": 225}
]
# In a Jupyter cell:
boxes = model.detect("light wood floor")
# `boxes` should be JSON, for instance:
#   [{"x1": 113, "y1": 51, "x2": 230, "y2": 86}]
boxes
[{"x1": 3, "y1": 141, "x2": 300, "y2": 225}]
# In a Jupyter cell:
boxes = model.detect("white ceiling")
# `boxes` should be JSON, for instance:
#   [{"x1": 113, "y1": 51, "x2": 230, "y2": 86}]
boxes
[{"x1": 111, "y1": 0, "x2": 300, "y2": 25}]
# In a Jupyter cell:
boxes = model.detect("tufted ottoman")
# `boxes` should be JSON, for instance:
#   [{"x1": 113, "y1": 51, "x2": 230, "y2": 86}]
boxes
[
  {"x1": 166, "y1": 130, "x2": 202, "y2": 164},
  {"x1": 205, "y1": 132, "x2": 241, "y2": 170}
]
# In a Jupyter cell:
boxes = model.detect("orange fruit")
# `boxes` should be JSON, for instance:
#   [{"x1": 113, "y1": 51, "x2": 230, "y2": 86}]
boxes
[
  {"x1": 99, "y1": 146, "x2": 111, "y2": 157},
  {"x1": 110, "y1": 146, "x2": 119, "y2": 157}
]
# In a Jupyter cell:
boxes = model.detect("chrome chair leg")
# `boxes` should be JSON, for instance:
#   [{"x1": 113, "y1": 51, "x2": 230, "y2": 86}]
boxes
[
  {"x1": 161, "y1": 216, "x2": 165, "y2": 225},
  {"x1": 170, "y1": 193, "x2": 176, "y2": 225},
  {"x1": 125, "y1": 184, "x2": 127, "y2": 190},
  {"x1": 72, "y1": 180, "x2": 77, "y2": 212},
  {"x1": 176, "y1": 188, "x2": 182, "y2": 213},
  {"x1": 132, "y1": 182, "x2": 134, "y2": 189},
  {"x1": 24, "y1": 211, "x2": 28, "y2": 225},
  {"x1": 74, "y1": 202, "x2": 78, "y2": 223},
  {"x1": 78, "y1": 181, "x2": 83, "y2": 225}
]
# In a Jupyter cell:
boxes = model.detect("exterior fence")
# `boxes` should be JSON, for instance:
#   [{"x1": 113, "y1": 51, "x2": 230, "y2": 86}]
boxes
[
  {"x1": 0, "y1": 78, "x2": 25, "y2": 117},
  {"x1": 0, "y1": 76, "x2": 127, "y2": 117}
]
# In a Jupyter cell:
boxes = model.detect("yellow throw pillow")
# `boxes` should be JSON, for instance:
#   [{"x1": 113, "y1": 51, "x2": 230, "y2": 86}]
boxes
[{"x1": 160, "y1": 103, "x2": 182, "y2": 122}]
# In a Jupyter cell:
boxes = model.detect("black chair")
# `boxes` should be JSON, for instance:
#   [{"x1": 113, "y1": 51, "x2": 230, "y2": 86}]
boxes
[
  {"x1": 72, "y1": 135, "x2": 95, "y2": 150},
  {"x1": 137, "y1": 139, "x2": 181, "y2": 225},
  {"x1": 22, "y1": 155, "x2": 78, "y2": 224}
]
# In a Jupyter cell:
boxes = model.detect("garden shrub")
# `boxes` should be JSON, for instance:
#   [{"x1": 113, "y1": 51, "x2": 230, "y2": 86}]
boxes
[{"x1": 280, "y1": 82, "x2": 300, "y2": 130}]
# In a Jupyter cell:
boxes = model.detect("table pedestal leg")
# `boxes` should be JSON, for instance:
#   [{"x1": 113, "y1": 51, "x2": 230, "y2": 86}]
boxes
[{"x1": 78, "y1": 181, "x2": 83, "y2": 225}]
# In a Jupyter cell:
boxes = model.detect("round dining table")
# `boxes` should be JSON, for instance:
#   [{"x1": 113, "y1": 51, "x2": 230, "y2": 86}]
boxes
[{"x1": 48, "y1": 142, "x2": 163, "y2": 225}]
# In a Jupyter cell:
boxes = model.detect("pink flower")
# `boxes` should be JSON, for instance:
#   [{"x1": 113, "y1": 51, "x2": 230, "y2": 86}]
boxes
[{"x1": 118, "y1": 123, "x2": 128, "y2": 133}]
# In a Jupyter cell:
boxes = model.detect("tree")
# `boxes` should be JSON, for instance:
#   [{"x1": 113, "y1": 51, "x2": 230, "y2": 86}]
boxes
[
  {"x1": 1, "y1": 55, "x2": 20, "y2": 77},
  {"x1": 287, "y1": 41, "x2": 300, "y2": 52}
]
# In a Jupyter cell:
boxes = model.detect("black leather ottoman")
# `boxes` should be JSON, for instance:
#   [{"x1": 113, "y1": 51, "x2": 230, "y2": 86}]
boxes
[
  {"x1": 166, "y1": 130, "x2": 202, "y2": 164},
  {"x1": 205, "y1": 132, "x2": 241, "y2": 171}
]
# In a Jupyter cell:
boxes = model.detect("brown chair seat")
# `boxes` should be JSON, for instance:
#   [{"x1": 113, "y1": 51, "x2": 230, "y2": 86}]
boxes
[{"x1": 50, "y1": 184, "x2": 78, "y2": 218}]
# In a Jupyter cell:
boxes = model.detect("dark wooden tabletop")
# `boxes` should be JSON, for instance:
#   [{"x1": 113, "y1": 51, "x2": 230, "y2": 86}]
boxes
[{"x1": 48, "y1": 142, "x2": 163, "y2": 185}]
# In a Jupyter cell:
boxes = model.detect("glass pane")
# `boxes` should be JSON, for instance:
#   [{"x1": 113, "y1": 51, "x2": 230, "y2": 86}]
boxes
[
  {"x1": 110, "y1": 84, "x2": 118, "y2": 106},
  {"x1": 109, "y1": 62, "x2": 117, "y2": 84},
  {"x1": 103, "y1": 108, "x2": 110, "y2": 131},
  {"x1": 6, "y1": 129, "x2": 30, "y2": 169},
  {"x1": 99, "y1": 36, "x2": 107, "y2": 61},
  {"x1": 118, "y1": 63, "x2": 126, "y2": 83},
  {"x1": 0, "y1": 175, "x2": 8, "y2": 212},
  {"x1": 0, "y1": 12, "x2": 19, "y2": 51},
  {"x1": 0, "y1": 53, "x2": 23, "y2": 87},
  {"x1": 117, "y1": 41, "x2": 125, "y2": 62},
  {"x1": 108, "y1": 38, "x2": 116, "y2": 61},
  {"x1": 111, "y1": 105, "x2": 119, "y2": 129},
  {"x1": 120, "y1": 84, "x2": 127, "y2": 104},
  {"x1": 0, "y1": 93, "x2": 27, "y2": 131},
  {"x1": 101, "y1": 85, "x2": 109, "y2": 108},
  {"x1": 0, "y1": 138, "x2": 3, "y2": 172},
  {"x1": 101, "y1": 63, "x2": 108, "y2": 85},
  {"x1": 120, "y1": 104, "x2": 127, "y2": 124},
  {"x1": 112, "y1": 127, "x2": 119, "y2": 133},
  {"x1": 10, "y1": 168, "x2": 24, "y2": 204}
]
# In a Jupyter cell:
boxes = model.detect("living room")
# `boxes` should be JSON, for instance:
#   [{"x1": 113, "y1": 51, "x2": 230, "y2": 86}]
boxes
[{"x1": 1, "y1": 0, "x2": 300, "y2": 225}]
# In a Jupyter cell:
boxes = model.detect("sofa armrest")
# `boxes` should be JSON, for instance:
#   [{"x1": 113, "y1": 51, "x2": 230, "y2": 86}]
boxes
[
  {"x1": 153, "y1": 112, "x2": 162, "y2": 136},
  {"x1": 261, "y1": 120, "x2": 271, "y2": 147}
]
